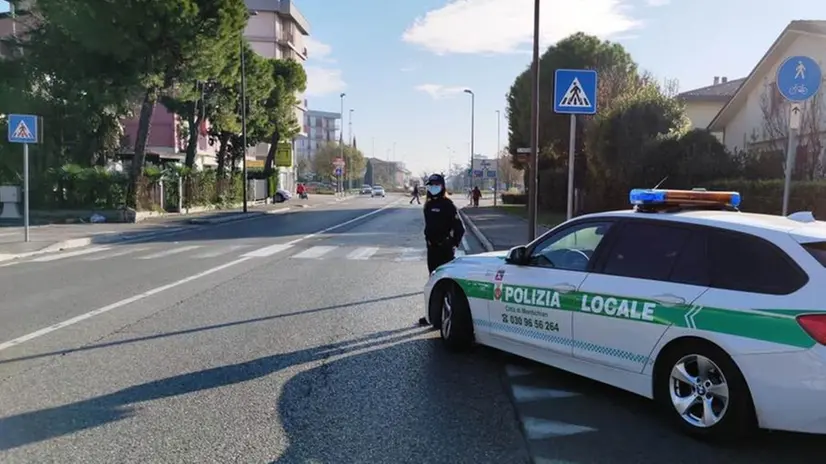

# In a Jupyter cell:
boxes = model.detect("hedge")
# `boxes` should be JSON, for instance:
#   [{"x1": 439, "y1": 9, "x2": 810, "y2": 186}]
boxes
[
  {"x1": 704, "y1": 179, "x2": 826, "y2": 217},
  {"x1": 501, "y1": 193, "x2": 527, "y2": 205}
]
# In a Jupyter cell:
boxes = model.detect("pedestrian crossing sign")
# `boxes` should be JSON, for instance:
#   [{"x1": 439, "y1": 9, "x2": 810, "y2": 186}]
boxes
[
  {"x1": 554, "y1": 69, "x2": 598, "y2": 115},
  {"x1": 7, "y1": 114, "x2": 39, "y2": 144}
]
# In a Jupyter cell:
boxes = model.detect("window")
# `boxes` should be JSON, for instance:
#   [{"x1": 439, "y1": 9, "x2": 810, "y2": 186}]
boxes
[
  {"x1": 602, "y1": 222, "x2": 690, "y2": 281},
  {"x1": 708, "y1": 231, "x2": 807, "y2": 295},
  {"x1": 669, "y1": 232, "x2": 710, "y2": 286},
  {"x1": 803, "y1": 242, "x2": 826, "y2": 267},
  {"x1": 528, "y1": 221, "x2": 613, "y2": 271}
]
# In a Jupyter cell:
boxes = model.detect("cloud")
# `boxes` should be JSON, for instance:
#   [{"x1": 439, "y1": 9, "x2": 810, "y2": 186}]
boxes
[
  {"x1": 646, "y1": 0, "x2": 670, "y2": 5},
  {"x1": 303, "y1": 37, "x2": 345, "y2": 96},
  {"x1": 401, "y1": 63, "x2": 419, "y2": 72},
  {"x1": 402, "y1": 0, "x2": 641, "y2": 55},
  {"x1": 304, "y1": 36, "x2": 335, "y2": 62},
  {"x1": 305, "y1": 66, "x2": 346, "y2": 96},
  {"x1": 415, "y1": 84, "x2": 468, "y2": 99}
]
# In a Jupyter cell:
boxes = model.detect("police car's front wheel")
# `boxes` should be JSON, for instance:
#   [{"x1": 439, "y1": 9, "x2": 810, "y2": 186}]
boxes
[
  {"x1": 655, "y1": 342, "x2": 756, "y2": 441},
  {"x1": 434, "y1": 282, "x2": 474, "y2": 351}
]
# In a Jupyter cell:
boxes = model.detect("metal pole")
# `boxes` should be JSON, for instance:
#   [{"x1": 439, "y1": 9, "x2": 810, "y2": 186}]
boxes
[
  {"x1": 566, "y1": 115, "x2": 576, "y2": 220},
  {"x1": 23, "y1": 143, "x2": 29, "y2": 242},
  {"x1": 782, "y1": 128, "x2": 796, "y2": 216},
  {"x1": 470, "y1": 93, "x2": 475, "y2": 189},
  {"x1": 348, "y1": 108, "x2": 353, "y2": 190},
  {"x1": 496, "y1": 110, "x2": 501, "y2": 206},
  {"x1": 339, "y1": 93, "x2": 345, "y2": 194},
  {"x1": 527, "y1": 0, "x2": 540, "y2": 241},
  {"x1": 240, "y1": 38, "x2": 248, "y2": 212}
]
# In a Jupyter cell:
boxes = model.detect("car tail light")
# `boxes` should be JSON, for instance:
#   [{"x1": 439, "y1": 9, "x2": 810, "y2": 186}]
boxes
[{"x1": 797, "y1": 314, "x2": 826, "y2": 345}]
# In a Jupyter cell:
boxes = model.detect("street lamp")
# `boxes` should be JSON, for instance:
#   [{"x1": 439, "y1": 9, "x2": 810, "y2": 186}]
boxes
[
  {"x1": 240, "y1": 10, "x2": 259, "y2": 213},
  {"x1": 527, "y1": 0, "x2": 540, "y2": 241},
  {"x1": 463, "y1": 89, "x2": 475, "y2": 189},
  {"x1": 339, "y1": 93, "x2": 345, "y2": 194},
  {"x1": 495, "y1": 110, "x2": 501, "y2": 155}
]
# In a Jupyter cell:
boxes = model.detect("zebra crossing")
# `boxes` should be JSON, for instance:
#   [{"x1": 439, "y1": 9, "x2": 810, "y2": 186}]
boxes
[{"x1": 7, "y1": 243, "x2": 467, "y2": 266}]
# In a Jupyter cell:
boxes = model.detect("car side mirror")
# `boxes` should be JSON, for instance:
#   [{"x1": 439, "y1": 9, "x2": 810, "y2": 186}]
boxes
[{"x1": 505, "y1": 246, "x2": 528, "y2": 265}]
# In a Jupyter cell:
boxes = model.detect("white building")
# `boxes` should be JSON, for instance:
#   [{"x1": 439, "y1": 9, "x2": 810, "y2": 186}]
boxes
[
  {"x1": 243, "y1": 0, "x2": 310, "y2": 192},
  {"x1": 677, "y1": 76, "x2": 745, "y2": 137},
  {"x1": 295, "y1": 110, "x2": 342, "y2": 166}
]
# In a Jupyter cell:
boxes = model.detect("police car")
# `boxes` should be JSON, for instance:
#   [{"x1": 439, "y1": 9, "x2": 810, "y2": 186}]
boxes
[{"x1": 423, "y1": 188, "x2": 826, "y2": 439}]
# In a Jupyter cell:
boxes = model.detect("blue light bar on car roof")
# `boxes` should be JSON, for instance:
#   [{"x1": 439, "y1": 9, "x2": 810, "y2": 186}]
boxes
[{"x1": 630, "y1": 188, "x2": 741, "y2": 208}]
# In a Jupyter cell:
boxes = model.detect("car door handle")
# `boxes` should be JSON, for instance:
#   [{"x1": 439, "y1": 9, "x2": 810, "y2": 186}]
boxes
[
  {"x1": 653, "y1": 294, "x2": 685, "y2": 306},
  {"x1": 550, "y1": 284, "x2": 577, "y2": 293}
]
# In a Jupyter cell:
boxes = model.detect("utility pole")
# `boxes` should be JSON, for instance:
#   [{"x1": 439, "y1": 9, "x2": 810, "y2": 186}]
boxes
[
  {"x1": 240, "y1": 37, "x2": 248, "y2": 213},
  {"x1": 527, "y1": 0, "x2": 540, "y2": 241},
  {"x1": 464, "y1": 89, "x2": 475, "y2": 190},
  {"x1": 339, "y1": 93, "x2": 345, "y2": 194}
]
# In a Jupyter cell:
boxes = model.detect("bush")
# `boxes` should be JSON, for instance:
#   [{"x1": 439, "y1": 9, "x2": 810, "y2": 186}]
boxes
[
  {"x1": 705, "y1": 179, "x2": 826, "y2": 217},
  {"x1": 502, "y1": 193, "x2": 527, "y2": 205}
]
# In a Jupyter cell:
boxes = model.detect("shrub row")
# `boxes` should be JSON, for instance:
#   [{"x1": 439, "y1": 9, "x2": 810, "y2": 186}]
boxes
[{"x1": 506, "y1": 179, "x2": 826, "y2": 218}]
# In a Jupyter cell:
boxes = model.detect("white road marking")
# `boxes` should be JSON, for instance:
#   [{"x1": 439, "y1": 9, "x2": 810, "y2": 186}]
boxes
[
  {"x1": 395, "y1": 247, "x2": 426, "y2": 262},
  {"x1": 346, "y1": 247, "x2": 379, "y2": 260},
  {"x1": 191, "y1": 245, "x2": 248, "y2": 259},
  {"x1": 505, "y1": 364, "x2": 534, "y2": 378},
  {"x1": 0, "y1": 198, "x2": 404, "y2": 351},
  {"x1": 0, "y1": 257, "x2": 251, "y2": 352},
  {"x1": 293, "y1": 245, "x2": 337, "y2": 259},
  {"x1": 242, "y1": 243, "x2": 293, "y2": 258},
  {"x1": 522, "y1": 417, "x2": 597, "y2": 439},
  {"x1": 30, "y1": 246, "x2": 111, "y2": 262},
  {"x1": 83, "y1": 247, "x2": 149, "y2": 261},
  {"x1": 511, "y1": 385, "x2": 580, "y2": 402},
  {"x1": 138, "y1": 245, "x2": 201, "y2": 260}
]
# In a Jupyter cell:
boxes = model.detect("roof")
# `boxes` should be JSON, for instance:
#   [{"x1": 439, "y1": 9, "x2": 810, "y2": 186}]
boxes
[
  {"x1": 709, "y1": 20, "x2": 826, "y2": 131},
  {"x1": 676, "y1": 78, "x2": 746, "y2": 103},
  {"x1": 584, "y1": 209, "x2": 826, "y2": 240}
]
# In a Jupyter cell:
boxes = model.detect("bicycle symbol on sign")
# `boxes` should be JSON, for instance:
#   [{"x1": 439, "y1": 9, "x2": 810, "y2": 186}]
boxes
[{"x1": 789, "y1": 84, "x2": 809, "y2": 95}]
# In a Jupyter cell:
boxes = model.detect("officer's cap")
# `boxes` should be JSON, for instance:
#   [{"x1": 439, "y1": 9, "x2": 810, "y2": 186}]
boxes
[{"x1": 426, "y1": 173, "x2": 445, "y2": 185}]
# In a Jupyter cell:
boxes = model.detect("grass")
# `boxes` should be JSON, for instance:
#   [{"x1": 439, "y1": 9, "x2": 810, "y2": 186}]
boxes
[{"x1": 492, "y1": 204, "x2": 566, "y2": 228}]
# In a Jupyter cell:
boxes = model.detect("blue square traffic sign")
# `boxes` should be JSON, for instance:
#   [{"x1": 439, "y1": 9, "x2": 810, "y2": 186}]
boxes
[
  {"x1": 7, "y1": 114, "x2": 39, "y2": 144},
  {"x1": 554, "y1": 69, "x2": 598, "y2": 115}
]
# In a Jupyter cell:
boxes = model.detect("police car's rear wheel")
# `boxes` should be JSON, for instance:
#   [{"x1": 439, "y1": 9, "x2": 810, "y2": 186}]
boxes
[
  {"x1": 656, "y1": 342, "x2": 755, "y2": 441},
  {"x1": 438, "y1": 283, "x2": 473, "y2": 351}
]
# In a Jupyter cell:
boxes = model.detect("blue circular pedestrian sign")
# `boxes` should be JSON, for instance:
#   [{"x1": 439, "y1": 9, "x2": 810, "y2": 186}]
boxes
[{"x1": 776, "y1": 55, "x2": 822, "y2": 102}]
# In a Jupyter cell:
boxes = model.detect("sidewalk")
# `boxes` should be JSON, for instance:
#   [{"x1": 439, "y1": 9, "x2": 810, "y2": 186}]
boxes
[{"x1": 459, "y1": 198, "x2": 556, "y2": 251}]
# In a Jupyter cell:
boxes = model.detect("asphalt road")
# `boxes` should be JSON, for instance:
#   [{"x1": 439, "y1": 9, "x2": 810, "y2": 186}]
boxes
[
  {"x1": 0, "y1": 193, "x2": 822, "y2": 463},
  {"x1": 0, "y1": 194, "x2": 531, "y2": 464}
]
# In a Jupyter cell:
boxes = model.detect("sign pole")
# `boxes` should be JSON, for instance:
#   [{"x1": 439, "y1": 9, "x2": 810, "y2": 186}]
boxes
[
  {"x1": 775, "y1": 55, "x2": 821, "y2": 215},
  {"x1": 782, "y1": 126, "x2": 796, "y2": 216},
  {"x1": 8, "y1": 114, "x2": 39, "y2": 242},
  {"x1": 23, "y1": 143, "x2": 29, "y2": 242},
  {"x1": 566, "y1": 115, "x2": 576, "y2": 220}
]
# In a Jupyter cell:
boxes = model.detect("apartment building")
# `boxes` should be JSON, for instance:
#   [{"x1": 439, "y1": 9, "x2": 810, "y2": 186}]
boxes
[
  {"x1": 243, "y1": 0, "x2": 310, "y2": 193},
  {"x1": 295, "y1": 110, "x2": 342, "y2": 164}
]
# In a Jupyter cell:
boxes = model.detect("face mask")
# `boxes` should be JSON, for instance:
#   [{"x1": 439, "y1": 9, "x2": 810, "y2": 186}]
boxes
[{"x1": 427, "y1": 185, "x2": 443, "y2": 196}]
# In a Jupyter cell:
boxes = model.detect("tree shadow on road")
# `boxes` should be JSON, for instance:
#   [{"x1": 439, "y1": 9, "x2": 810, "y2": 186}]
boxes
[
  {"x1": 0, "y1": 327, "x2": 428, "y2": 451},
  {"x1": 0, "y1": 292, "x2": 423, "y2": 366}
]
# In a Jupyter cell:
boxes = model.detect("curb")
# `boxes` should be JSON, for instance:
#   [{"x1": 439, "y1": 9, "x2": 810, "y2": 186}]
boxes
[
  {"x1": 189, "y1": 211, "x2": 266, "y2": 225},
  {"x1": 458, "y1": 208, "x2": 495, "y2": 252}
]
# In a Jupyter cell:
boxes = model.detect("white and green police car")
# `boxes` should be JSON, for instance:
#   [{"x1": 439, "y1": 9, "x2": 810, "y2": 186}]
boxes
[{"x1": 423, "y1": 188, "x2": 826, "y2": 439}]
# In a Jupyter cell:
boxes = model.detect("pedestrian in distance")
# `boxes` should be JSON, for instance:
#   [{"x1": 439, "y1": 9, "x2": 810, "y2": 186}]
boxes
[
  {"x1": 472, "y1": 186, "x2": 481, "y2": 207},
  {"x1": 409, "y1": 183, "x2": 421, "y2": 204},
  {"x1": 418, "y1": 173, "x2": 465, "y2": 326}
]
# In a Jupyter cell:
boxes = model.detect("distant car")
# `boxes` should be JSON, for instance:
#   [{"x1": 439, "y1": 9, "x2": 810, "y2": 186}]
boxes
[
  {"x1": 273, "y1": 188, "x2": 292, "y2": 203},
  {"x1": 371, "y1": 186, "x2": 385, "y2": 198},
  {"x1": 360, "y1": 184, "x2": 372, "y2": 195}
]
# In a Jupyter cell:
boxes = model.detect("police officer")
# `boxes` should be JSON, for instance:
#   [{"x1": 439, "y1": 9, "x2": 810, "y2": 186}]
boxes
[{"x1": 418, "y1": 173, "x2": 465, "y2": 326}]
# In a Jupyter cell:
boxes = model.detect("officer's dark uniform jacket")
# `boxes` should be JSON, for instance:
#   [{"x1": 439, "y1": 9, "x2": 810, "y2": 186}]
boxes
[{"x1": 423, "y1": 196, "x2": 465, "y2": 273}]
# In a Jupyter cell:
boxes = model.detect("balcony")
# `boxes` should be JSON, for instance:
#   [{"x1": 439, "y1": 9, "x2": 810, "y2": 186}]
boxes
[{"x1": 277, "y1": 30, "x2": 307, "y2": 61}]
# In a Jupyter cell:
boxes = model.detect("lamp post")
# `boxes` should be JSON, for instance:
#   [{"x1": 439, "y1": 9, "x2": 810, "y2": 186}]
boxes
[
  {"x1": 240, "y1": 36, "x2": 249, "y2": 212},
  {"x1": 347, "y1": 108, "x2": 354, "y2": 190},
  {"x1": 339, "y1": 93, "x2": 345, "y2": 194},
  {"x1": 527, "y1": 0, "x2": 540, "y2": 241},
  {"x1": 463, "y1": 89, "x2": 475, "y2": 190}
]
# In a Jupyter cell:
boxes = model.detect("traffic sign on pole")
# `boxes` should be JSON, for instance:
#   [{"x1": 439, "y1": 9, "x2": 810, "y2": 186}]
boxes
[
  {"x1": 777, "y1": 56, "x2": 821, "y2": 216},
  {"x1": 554, "y1": 69, "x2": 598, "y2": 115},
  {"x1": 7, "y1": 114, "x2": 38, "y2": 243},
  {"x1": 554, "y1": 71, "x2": 597, "y2": 219},
  {"x1": 776, "y1": 56, "x2": 822, "y2": 102},
  {"x1": 8, "y1": 114, "x2": 38, "y2": 144}
]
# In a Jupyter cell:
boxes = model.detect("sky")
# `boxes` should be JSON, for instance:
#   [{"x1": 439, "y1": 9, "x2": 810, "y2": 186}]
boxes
[{"x1": 5, "y1": 0, "x2": 826, "y2": 175}]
